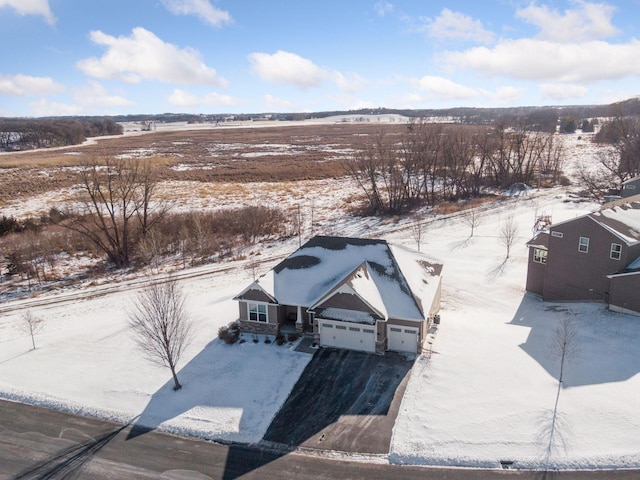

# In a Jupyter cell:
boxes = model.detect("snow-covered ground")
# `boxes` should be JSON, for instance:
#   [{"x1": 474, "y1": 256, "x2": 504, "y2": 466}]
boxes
[
  {"x1": 1, "y1": 132, "x2": 639, "y2": 470},
  {"x1": 387, "y1": 192, "x2": 640, "y2": 470}
]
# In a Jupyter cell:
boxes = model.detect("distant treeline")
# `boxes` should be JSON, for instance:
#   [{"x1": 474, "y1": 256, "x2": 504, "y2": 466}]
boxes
[{"x1": 0, "y1": 117, "x2": 123, "y2": 152}]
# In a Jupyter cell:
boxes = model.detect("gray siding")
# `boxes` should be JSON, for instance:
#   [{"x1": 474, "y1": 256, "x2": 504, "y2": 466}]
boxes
[
  {"x1": 543, "y1": 217, "x2": 630, "y2": 302},
  {"x1": 609, "y1": 273, "x2": 640, "y2": 315},
  {"x1": 526, "y1": 247, "x2": 546, "y2": 296},
  {"x1": 622, "y1": 178, "x2": 640, "y2": 198}
]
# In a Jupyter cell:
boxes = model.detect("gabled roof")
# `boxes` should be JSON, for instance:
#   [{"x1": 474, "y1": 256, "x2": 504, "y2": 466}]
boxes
[
  {"x1": 622, "y1": 175, "x2": 640, "y2": 186},
  {"x1": 526, "y1": 231, "x2": 549, "y2": 249},
  {"x1": 245, "y1": 236, "x2": 443, "y2": 322},
  {"x1": 591, "y1": 201, "x2": 640, "y2": 244},
  {"x1": 534, "y1": 200, "x2": 640, "y2": 246}
]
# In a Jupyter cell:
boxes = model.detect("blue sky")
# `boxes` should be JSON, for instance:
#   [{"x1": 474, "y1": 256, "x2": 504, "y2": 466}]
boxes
[{"x1": 1, "y1": 0, "x2": 640, "y2": 117}]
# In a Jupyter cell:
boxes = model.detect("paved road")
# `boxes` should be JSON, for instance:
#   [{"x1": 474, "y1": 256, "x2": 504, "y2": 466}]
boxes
[{"x1": 1, "y1": 400, "x2": 639, "y2": 480}]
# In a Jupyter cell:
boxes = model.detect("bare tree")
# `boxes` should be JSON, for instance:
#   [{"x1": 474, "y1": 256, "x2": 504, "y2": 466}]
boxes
[
  {"x1": 549, "y1": 317, "x2": 580, "y2": 384},
  {"x1": 60, "y1": 157, "x2": 170, "y2": 267},
  {"x1": 500, "y1": 215, "x2": 518, "y2": 259},
  {"x1": 410, "y1": 214, "x2": 426, "y2": 252},
  {"x1": 128, "y1": 278, "x2": 193, "y2": 391},
  {"x1": 21, "y1": 311, "x2": 44, "y2": 350},
  {"x1": 463, "y1": 207, "x2": 484, "y2": 238},
  {"x1": 544, "y1": 317, "x2": 580, "y2": 461}
]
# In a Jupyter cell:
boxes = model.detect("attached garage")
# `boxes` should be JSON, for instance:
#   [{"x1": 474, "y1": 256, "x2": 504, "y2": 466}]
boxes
[
  {"x1": 319, "y1": 319, "x2": 376, "y2": 353},
  {"x1": 387, "y1": 325, "x2": 419, "y2": 354}
]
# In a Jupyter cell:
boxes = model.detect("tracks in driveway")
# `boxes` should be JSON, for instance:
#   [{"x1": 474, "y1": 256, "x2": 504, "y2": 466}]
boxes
[{"x1": 263, "y1": 348, "x2": 413, "y2": 454}]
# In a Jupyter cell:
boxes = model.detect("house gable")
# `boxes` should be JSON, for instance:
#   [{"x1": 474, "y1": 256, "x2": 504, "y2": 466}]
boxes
[
  {"x1": 543, "y1": 215, "x2": 626, "y2": 301},
  {"x1": 234, "y1": 282, "x2": 277, "y2": 304}
]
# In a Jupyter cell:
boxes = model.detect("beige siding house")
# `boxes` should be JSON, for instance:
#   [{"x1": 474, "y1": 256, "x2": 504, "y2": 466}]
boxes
[
  {"x1": 234, "y1": 236, "x2": 443, "y2": 355},
  {"x1": 525, "y1": 198, "x2": 640, "y2": 315}
]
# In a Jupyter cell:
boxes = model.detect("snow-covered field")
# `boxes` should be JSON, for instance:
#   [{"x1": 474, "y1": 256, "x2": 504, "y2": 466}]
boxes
[{"x1": 1, "y1": 132, "x2": 639, "y2": 470}]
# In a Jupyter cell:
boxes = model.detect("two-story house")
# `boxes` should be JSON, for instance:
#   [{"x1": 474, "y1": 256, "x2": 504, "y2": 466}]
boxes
[{"x1": 526, "y1": 198, "x2": 640, "y2": 315}]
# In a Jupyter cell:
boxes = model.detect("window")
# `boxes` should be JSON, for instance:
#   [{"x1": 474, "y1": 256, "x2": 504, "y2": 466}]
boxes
[
  {"x1": 578, "y1": 237, "x2": 589, "y2": 253},
  {"x1": 390, "y1": 327, "x2": 402, "y2": 332},
  {"x1": 363, "y1": 329, "x2": 375, "y2": 334},
  {"x1": 248, "y1": 303, "x2": 267, "y2": 322},
  {"x1": 335, "y1": 325, "x2": 347, "y2": 330},
  {"x1": 625, "y1": 184, "x2": 636, "y2": 190},
  {"x1": 533, "y1": 248, "x2": 547, "y2": 264},
  {"x1": 610, "y1": 243, "x2": 622, "y2": 260},
  {"x1": 551, "y1": 231, "x2": 564, "y2": 238}
]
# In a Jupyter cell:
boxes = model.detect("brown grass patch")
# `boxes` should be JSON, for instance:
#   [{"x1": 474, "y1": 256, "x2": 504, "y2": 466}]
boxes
[
  {"x1": 432, "y1": 195, "x2": 504, "y2": 215},
  {"x1": 0, "y1": 123, "x2": 406, "y2": 205}
]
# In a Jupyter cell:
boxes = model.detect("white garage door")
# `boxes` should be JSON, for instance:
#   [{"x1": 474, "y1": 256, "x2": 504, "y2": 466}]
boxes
[
  {"x1": 387, "y1": 325, "x2": 418, "y2": 353},
  {"x1": 319, "y1": 319, "x2": 376, "y2": 353}
]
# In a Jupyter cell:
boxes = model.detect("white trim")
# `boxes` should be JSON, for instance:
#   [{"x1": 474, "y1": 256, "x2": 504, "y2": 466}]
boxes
[
  {"x1": 609, "y1": 304, "x2": 640, "y2": 317},
  {"x1": 610, "y1": 243, "x2": 622, "y2": 260},
  {"x1": 247, "y1": 302, "x2": 269, "y2": 323},
  {"x1": 551, "y1": 231, "x2": 564, "y2": 238},
  {"x1": 319, "y1": 318, "x2": 376, "y2": 353},
  {"x1": 578, "y1": 236, "x2": 589, "y2": 253},
  {"x1": 533, "y1": 248, "x2": 547, "y2": 264}
]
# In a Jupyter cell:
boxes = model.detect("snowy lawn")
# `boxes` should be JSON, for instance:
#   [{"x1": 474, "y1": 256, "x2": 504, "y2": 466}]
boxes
[
  {"x1": 389, "y1": 191, "x2": 640, "y2": 469},
  {"x1": 1, "y1": 145, "x2": 640, "y2": 469},
  {"x1": 0, "y1": 268, "x2": 312, "y2": 444}
]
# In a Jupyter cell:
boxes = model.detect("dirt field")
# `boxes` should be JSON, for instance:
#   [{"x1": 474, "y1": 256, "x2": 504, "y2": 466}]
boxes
[{"x1": 0, "y1": 123, "x2": 406, "y2": 206}]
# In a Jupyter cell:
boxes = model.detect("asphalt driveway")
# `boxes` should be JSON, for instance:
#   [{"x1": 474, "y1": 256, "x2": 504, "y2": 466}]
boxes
[{"x1": 263, "y1": 347, "x2": 414, "y2": 454}]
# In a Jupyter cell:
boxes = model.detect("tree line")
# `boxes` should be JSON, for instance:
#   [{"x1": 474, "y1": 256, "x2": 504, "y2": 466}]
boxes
[
  {"x1": 1, "y1": 157, "x2": 288, "y2": 287},
  {"x1": 0, "y1": 117, "x2": 122, "y2": 151},
  {"x1": 343, "y1": 121, "x2": 565, "y2": 215}
]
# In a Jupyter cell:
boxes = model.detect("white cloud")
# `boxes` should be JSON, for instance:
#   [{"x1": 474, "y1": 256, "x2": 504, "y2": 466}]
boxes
[
  {"x1": 539, "y1": 83, "x2": 589, "y2": 101},
  {"x1": 0, "y1": 74, "x2": 64, "y2": 96},
  {"x1": 414, "y1": 75, "x2": 477, "y2": 100},
  {"x1": 0, "y1": 0, "x2": 54, "y2": 24},
  {"x1": 248, "y1": 50, "x2": 365, "y2": 94},
  {"x1": 160, "y1": 0, "x2": 231, "y2": 27},
  {"x1": 374, "y1": 1, "x2": 393, "y2": 17},
  {"x1": 248, "y1": 50, "x2": 327, "y2": 88},
  {"x1": 516, "y1": 1, "x2": 618, "y2": 43},
  {"x1": 442, "y1": 38, "x2": 640, "y2": 83},
  {"x1": 168, "y1": 88, "x2": 238, "y2": 107},
  {"x1": 29, "y1": 98, "x2": 82, "y2": 116},
  {"x1": 75, "y1": 81, "x2": 135, "y2": 107},
  {"x1": 76, "y1": 27, "x2": 228, "y2": 86},
  {"x1": 423, "y1": 8, "x2": 495, "y2": 44}
]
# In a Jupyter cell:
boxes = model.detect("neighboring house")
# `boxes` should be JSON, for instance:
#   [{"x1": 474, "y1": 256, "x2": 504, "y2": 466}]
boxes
[
  {"x1": 525, "y1": 197, "x2": 640, "y2": 315},
  {"x1": 621, "y1": 175, "x2": 640, "y2": 198},
  {"x1": 234, "y1": 236, "x2": 443, "y2": 354}
]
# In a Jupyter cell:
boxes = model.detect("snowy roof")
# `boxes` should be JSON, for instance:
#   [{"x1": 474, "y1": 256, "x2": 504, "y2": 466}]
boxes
[
  {"x1": 590, "y1": 201, "x2": 640, "y2": 244},
  {"x1": 249, "y1": 236, "x2": 443, "y2": 321},
  {"x1": 622, "y1": 175, "x2": 640, "y2": 186},
  {"x1": 534, "y1": 200, "x2": 640, "y2": 246},
  {"x1": 627, "y1": 255, "x2": 640, "y2": 271},
  {"x1": 526, "y1": 231, "x2": 549, "y2": 249}
]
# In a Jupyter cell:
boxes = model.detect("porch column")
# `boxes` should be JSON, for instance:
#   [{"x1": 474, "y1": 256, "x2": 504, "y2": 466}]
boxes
[{"x1": 296, "y1": 305, "x2": 303, "y2": 333}]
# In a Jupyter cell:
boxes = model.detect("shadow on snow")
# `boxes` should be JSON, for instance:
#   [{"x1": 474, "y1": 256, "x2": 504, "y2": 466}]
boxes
[
  {"x1": 508, "y1": 293, "x2": 640, "y2": 387},
  {"x1": 125, "y1": 340, "x2": 413, "y2": 480}
]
